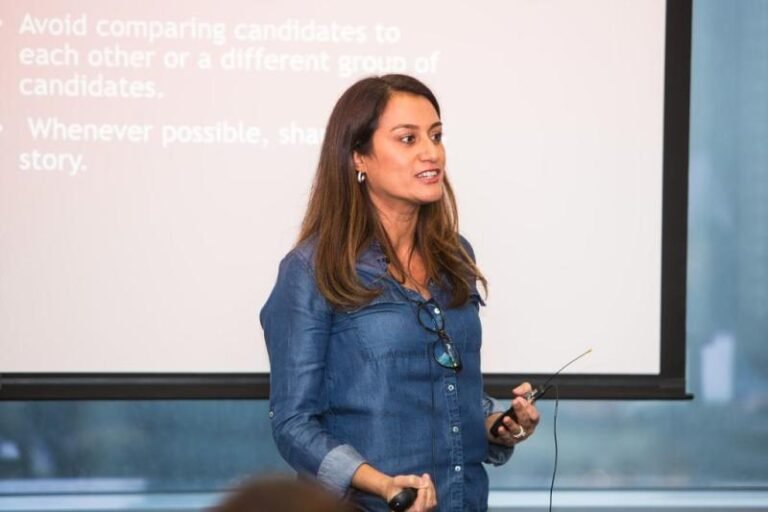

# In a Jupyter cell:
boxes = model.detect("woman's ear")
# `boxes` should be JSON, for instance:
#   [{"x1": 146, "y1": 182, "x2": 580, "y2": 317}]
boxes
[{"x1": 352, "y1": 151, "x2": 366, "y2": 172}]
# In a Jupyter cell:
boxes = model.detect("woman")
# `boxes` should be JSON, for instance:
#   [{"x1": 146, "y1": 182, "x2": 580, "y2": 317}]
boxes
[{"x1": 261, "y1": 74, "x2": 540, "y2": 512}]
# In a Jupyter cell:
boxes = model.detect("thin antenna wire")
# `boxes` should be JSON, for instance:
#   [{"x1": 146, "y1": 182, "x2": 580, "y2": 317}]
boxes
[
  {"x1": 549, "y1": 385, "x2": 559, "y2": 512},
  {"x1": 537, "y1": 348, "x2": 592, "y2": 398}
]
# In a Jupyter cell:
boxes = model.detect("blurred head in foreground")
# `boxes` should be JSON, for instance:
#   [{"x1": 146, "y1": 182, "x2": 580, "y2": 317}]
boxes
[{"x1": 212, "y1": 476, "x2": 356, "y2": 512}]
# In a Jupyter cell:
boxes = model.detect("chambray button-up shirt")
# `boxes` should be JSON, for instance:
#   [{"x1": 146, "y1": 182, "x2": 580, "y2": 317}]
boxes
[{"x1": 261, "y1": 238, "x2": 512, "y2": 512}]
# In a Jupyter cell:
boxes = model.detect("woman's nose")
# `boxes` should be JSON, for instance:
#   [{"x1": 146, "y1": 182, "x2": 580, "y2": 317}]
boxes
[{"x1": 419, "y1": 138, "x2": 440, "y2": 162}]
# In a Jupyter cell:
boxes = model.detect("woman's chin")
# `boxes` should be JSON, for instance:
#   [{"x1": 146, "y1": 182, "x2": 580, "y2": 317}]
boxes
[{"x1": 417, "y1": 188, "x2": 445, "y2": 205}]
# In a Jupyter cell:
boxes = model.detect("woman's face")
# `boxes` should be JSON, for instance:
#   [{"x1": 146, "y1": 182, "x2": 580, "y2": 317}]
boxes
[{"x1": 354, "y1": 92, "x2": 446, "y2": 215}]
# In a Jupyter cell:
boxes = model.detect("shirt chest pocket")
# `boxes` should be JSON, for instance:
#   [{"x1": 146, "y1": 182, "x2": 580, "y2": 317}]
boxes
[{"x1": 338, "y1": 293, "x2": 427, "y2": 361}]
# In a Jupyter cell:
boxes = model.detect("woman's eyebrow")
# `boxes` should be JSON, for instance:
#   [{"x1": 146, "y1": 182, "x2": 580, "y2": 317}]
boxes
[{"x1": 389, "y1": 121, "x2": 443, "y2": 132}]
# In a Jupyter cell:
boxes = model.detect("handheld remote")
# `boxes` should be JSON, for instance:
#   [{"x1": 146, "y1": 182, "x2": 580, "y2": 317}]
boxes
[
  {"x1": 489, "y1": 386, "x2": 544, "y2": 437},
  {"x1": 488, "y1": 349, "x2": 592, "y2": 438},
  {"x1": 387, "y1": 487, "x2": 417, "y2": 512}
]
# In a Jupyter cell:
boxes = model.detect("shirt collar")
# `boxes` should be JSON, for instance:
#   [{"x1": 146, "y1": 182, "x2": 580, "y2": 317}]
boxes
[{"x1": 356, "y1": 238, "x2": 389, "y2": 278}]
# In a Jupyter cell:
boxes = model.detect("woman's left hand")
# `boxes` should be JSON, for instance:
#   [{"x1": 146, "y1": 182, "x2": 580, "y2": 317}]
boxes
[{"x1": 485, "y1": 382, "x2": 541, "y2": 446}]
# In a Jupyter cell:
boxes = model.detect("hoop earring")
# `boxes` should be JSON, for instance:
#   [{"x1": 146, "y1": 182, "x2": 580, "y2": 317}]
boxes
[{"x1": 356, "y1": 170, "x2": 366, "y2": 184}]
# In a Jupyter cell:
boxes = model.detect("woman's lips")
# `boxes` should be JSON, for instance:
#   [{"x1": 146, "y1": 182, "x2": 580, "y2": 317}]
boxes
[{"x1": 416, "y1": 168, "x2": 441, "y2": 183}]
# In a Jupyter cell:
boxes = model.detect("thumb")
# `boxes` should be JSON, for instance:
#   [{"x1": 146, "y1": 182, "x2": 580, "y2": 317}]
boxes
[
  {"x1": 513, "y1": 382, "x2": 532, "y2": 397},
  {"x1": 393, "y1": 474, "x2": 423, "y2": 489}
]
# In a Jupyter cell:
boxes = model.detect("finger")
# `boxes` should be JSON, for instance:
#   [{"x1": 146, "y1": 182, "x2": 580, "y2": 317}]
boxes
[
  {"x1": 411, "y1": 486, "x2": 427, "y2": 512},
  {"x1": 413, "y1": 480, "x2": 426, "y2": 509},
  {"x1": 512, "y1": 397, "x2": 529, "y2": 417},
  {"x1": 393, "y1": 474, "x2": 425, "y2": 490},
  {"x1": 513, "y1": 381, "x2": 533, "y2": 396},
  {"x1": 410, "y1": 475, "x2": 432, "y2": 512},
  {"x1": 504, "y1": 413, "x2": 530, "y2": 439},
  {"x1": 502, "y1": 413, "x2": 519, "y2": 427},
  {"x1": 511, "y1": 411, "x2": 534, "y2": 435},
  {"x1": 425, "y1": 485, "x2": 437, "y2": 510},
  {"x1": 496, "y1": 421, "x2": 521, "y2": 445},
  {"x1": 516, "y1": 402, "x2": 541, "y2": 430},
  {"x1": 422, "y1": 474, "x2": 437, "y2": 510},
  {"x1": 495, "y1": 427, "x2": 513, "y2": 444},
  {"x1": 502, "y1": 414, "x2": 522, "y2": 433},
  {"x1": 427, "y1": 487, "x2": 437, "y2": 510},
  {"x1": 526, "y1": 403, "x2": 541, "y2": 425}
]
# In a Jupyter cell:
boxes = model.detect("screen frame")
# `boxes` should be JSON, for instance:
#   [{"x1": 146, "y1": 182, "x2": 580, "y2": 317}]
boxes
[{"x1": 0, "y1": 0, "x2": 691, "y2": 401}]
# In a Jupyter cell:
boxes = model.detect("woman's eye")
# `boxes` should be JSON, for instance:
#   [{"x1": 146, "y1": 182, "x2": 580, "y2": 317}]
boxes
[
  {"x1": 400, "y1": 134, "x2": 416, "y2": 144},
  {"x1": 431, "y1": 132, "x2": 443, "y2": 143}
]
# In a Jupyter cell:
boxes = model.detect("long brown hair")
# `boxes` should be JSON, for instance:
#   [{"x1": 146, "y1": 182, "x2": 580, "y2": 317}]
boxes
[{"x1": 298, "y1": 74, "x2": 486, "y2": 309}]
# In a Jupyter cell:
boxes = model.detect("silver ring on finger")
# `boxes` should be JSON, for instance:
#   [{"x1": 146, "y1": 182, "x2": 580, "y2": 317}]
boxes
[{"x1": 512, "y1": 425, "x2": 527, "y2": 439}]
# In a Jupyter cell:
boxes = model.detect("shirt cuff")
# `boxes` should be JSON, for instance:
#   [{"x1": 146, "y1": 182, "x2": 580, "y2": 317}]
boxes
[
  {"x1": 486, "y1": 441, "x2": 514, "y2": 465},
  {"x1": 484, "y1": 395, "x2": 508, "y2": 415},
  {"x1": 483, "y1": 395, "x2": 515, "y2": 465},
  {"x1": 316, "y1": 444, "x2": 367, "y2": 495}
]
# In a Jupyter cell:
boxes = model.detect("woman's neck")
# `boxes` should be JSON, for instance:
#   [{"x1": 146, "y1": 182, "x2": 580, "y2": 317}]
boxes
[
  {"x1": 376, "y1": 204, "x2": 419, "y2": 258},
  {"x1": 374, "y1": 202, "x2": 431, "y2": 298}
]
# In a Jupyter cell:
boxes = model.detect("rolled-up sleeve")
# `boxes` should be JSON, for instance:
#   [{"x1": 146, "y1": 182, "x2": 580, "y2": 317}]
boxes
[
  {"x1": 261, "y1": 250, "x2": 366, "y2": 494},
  {"x1": 482, "y1": 394, "x2": 514, "y2": 465}
]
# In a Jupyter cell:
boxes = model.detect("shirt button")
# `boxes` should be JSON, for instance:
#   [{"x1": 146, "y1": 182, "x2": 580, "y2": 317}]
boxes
[
  {"x1": 454, "y1": 465, "x2": 462, "y2": 472},
  {"x1": 452, "y1": 426, "x2": 460, "y2": 434},
  {"x1": 447, "y1": 384, "x2": 455, "y2": 392},
  {"x1": 268, "y1": 410, "x2": 274, "y2": 419}
]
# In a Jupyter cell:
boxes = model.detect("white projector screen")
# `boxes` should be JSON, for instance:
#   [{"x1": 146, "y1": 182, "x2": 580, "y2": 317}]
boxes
[{"x1": 0, "y1": 0, "x2": 689, "y2": 398}]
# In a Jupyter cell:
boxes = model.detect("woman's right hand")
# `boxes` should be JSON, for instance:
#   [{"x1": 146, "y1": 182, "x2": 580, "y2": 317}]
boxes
[{"x1": 384, "y1": 473, "x2": 437, "y2": 511}]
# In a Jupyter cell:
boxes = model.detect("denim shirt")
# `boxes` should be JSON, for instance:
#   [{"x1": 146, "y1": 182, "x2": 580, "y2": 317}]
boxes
[{"x1": 261, "y1": 238, "x2": 512, "y2": 512}]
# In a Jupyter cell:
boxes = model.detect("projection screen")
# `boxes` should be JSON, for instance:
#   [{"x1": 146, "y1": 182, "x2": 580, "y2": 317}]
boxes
[{"x1": 0, "y1": 0, "x2": 690, "y2": 399}]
